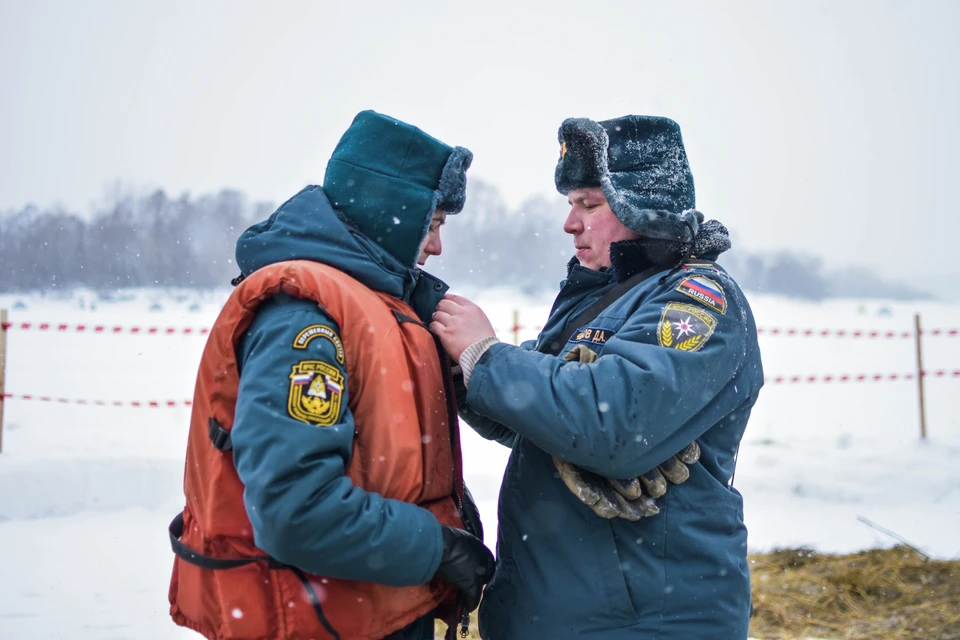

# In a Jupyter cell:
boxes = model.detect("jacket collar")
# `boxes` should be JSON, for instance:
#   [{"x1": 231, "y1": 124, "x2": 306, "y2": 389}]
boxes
[
  {"x1": 236, "y1": 186, "x2": 449, "y2": 322},
  {"x1": 608, "y1": 219, "x2": 733, "y2": 282},
  {"x1": 608, "y1": 238, "x2": 683, "y2": 282}
]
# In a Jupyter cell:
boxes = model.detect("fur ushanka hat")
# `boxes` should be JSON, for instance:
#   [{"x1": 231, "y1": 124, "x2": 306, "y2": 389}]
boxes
[{"x1": 555, "y1": 115, "x2": 701, "y2": 243}]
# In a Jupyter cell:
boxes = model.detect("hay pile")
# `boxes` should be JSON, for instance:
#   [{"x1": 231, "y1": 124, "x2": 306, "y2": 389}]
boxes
[
  {"x1": 437, "y1": 546, "x2": 960, "y2": 639},
  {"x1": 750, "y1": 546, "x2": 960, "y2": 639}
]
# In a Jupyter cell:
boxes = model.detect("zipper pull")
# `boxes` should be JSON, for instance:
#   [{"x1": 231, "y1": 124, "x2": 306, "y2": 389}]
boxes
[{"x1": 459, "y1": 609, "x2": 471, "y2": 638}]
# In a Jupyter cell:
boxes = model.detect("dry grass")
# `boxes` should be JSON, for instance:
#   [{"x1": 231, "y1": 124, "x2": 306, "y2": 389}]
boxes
[
  {"x1": 435, "y1": 546, "x2": 960, "y2": 640},
  {"x1": 749, "y1": 546, "x2": 960, "y2": 640}
]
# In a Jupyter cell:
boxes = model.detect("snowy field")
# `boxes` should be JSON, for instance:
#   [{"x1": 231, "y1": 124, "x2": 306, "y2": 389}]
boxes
[{"x1": 0, "y1": 286, "x2": 958, "y2": 639}]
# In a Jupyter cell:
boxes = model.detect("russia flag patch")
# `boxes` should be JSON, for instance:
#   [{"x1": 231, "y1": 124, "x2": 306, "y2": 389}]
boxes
[{"x1": 676, "y1": 275, "x2": 727, "y2": 314}]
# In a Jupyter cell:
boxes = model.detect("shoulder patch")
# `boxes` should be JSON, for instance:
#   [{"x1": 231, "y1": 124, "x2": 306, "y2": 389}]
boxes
[
  {"x1": 676, "y1": 275, "x2": 727, "y2": 314},
  {"x1": 657, "y1": 302, "x2": 717, "y2": 352},
  {"x1": 293, "y1": 324, "x2": 344, "y2": 363},
  {"x1": 571, "y1": 326, "x2": 612, "y2": 346},
  {"x1": 288, "y1": 361, "x2": 345, "y2": 426}
]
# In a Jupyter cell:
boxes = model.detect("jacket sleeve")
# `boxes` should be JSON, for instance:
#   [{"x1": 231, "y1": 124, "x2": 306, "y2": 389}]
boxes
[
  {"x1": 230, "y1": 295, "x2": 443, "y2": 586},
  {"x1": 453, "y1": 365, "x2": 518, "y2": 448},
  {"x1": 465, "y1": 276, "x2": 752, "y2": 479}
]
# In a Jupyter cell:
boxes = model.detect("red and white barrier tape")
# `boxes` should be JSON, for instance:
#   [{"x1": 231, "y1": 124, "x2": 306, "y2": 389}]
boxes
[
  {"x1": 3, "y1": 321, "x2": 957, "y2": 339},
  {"x1": 0, "y1": 394, "x2": 191, "y2": 407},
  {"x1": 493, "y1": 325, "x2": 544, "y2": 334},
  {"x1": 765, "y1": 370, "x2": 960, "y2": 384},
  {"x1": 757, "y1": 327, "x2": 958, "y2": 339},
  {"x1": 2, "y1": 370, "x2": 958, "y2": 407},
  {"x1": 3, "y1": 320, "x2": 537, "y2": 336},
  {"x1": 0, "y1": 321, "x2": 209, "y2": 335}
]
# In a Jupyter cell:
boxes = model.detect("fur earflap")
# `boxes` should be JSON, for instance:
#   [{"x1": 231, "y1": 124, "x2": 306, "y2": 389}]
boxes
[
  {"x1": 436, "y1": 146, "x2": 473, "y2": 215},
  {"x1": 554, "y1": 118, "x2": 610, "y2": 194}
]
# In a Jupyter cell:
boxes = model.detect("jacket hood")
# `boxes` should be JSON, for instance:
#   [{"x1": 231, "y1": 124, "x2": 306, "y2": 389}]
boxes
[
  {"x1": 322, "y1": 110, "x2": 472, "y2": 268},
  {"x1": 235, "y1": 186, "x2": 448, "y2": 318}
]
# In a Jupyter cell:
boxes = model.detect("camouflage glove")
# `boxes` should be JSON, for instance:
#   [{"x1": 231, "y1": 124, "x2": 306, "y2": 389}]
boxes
[
  {"x1": 553, "y1": 442, "x2": 700, "y2": 521},
  {"x1": 554, "y1": 344, "x2": 701, "y2": 521}
]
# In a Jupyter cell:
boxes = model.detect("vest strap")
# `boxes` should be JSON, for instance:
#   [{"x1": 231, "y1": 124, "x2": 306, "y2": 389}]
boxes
[
  {"x1": 290, "y1": 566, "x2": 342, "y2": 640},
  {"x1": 208, "y1": 418, "x2": 233, "y2": 452},
  {"x1": 391, "y1": 309, "x2": 425, "y2": 326},
  {"x1": 541, "y1": 265, "x2": 663, "y2": 356},
  {"x1": 169, "y1": 512, "x2": 343, "y2": 637},
  {"x1": 168, "y1": 512, "x2": 285, "y2": 570}
]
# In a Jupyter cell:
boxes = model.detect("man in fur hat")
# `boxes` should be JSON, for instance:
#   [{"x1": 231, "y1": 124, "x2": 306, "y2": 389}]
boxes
[{"x1": 432, "y1": 115, "x2": 763, "y2": 639}]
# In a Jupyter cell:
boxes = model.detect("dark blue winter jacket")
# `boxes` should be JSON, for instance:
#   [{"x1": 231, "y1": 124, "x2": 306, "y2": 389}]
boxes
[{"x1": 463, "y1": 238, "x2": 763, "y2": 639}]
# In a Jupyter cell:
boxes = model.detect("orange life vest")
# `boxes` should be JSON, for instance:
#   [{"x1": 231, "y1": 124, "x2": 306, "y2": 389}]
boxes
[{"x1": 168, "y1": 260, "x2": 466, "y2": 640}]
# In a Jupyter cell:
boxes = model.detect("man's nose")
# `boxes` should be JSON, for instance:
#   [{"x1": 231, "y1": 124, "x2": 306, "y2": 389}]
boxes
[{"x1": 563, "y1": 208, "x2": 581, "y2": 234}]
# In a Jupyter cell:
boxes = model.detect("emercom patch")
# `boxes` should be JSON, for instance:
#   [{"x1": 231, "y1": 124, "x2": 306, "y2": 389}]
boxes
[
  {"x1": 288, "y1": 361, "x2": 345, "y2": 426},
  {"x1": 657, "y1": 302, "x2": 717, "y2": 352},
  {"x1": 676, "y1": 275, "x2": 727, "y2": 314},
  {"x1": 293, "y1": 324, "x2": 345, "y2": 363},
  {"x1": 571, "y1": 326, "x2": 612, "y2": 346}
]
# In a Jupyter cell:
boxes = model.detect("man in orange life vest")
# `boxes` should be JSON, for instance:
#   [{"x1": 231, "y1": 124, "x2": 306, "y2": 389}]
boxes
[{"x1": 168, "y1": 110, "x2": 495, "y2": 640}]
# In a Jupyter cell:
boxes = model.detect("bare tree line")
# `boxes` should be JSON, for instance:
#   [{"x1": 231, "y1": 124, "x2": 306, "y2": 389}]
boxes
[{"x1": 0, "y1": 180, "x2": 930, "y2": 301}]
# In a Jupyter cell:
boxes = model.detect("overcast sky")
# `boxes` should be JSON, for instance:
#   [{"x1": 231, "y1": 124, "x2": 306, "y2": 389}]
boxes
[{"x1": 2, "y1": 0, "x2": 958, "y2": 291}]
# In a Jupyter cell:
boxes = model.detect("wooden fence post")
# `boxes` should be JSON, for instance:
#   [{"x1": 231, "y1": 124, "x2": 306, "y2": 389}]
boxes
[
  {"x1": 512, "y1": 309, "x2": 520, "y2": 346},
  {"x1": 915, "y1": 313, "x2": 927, "y2": 440},
  {"x1": 0, "y1": 308, "x2": 7, "y2": 453}
]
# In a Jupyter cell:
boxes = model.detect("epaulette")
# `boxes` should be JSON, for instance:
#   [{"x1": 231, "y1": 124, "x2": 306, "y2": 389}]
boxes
[{"x1": 680, "y1": 260, "x2": 722, "y2": 274}]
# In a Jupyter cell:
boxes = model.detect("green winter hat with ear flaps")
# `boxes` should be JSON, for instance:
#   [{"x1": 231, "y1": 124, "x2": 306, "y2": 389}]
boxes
[
  {"x1": 323, "y1": 110, "x2": 473, "y2": 267},
  {"x1": 555, "y1": 115, "x2": 702, "y2": 243}
]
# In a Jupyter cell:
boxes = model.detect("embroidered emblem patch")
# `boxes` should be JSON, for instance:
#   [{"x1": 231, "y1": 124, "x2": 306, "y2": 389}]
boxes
[
  {"x1": 571, "y1": 326, "x2": 612, "y2": 346},
  {"x1": 288, "y1": 361, "x2": 345, "y2": 426},
  {"x1": 293, "y1": 325, "x2": 344, "y2": 363},
  {"x1": 657, "y1": 302, "x2": 717, "y2": 352},
  {"x1": 676, "y1": 275, "x2": 727, "y2": 314}
]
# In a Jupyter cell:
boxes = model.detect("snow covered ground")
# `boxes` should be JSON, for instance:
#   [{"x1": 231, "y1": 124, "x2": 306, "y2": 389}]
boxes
[{"x1": 0, "y1": 286, "x2": 957, "y2": 639}]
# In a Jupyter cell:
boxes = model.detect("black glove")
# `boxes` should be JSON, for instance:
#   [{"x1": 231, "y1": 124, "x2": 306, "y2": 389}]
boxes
[
  {"x1": 461, "y1": 485, "x2": 484, "y2": 542},
  {"x1": 434, "y1": 526, "x2": 495, "y2": 612}
]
